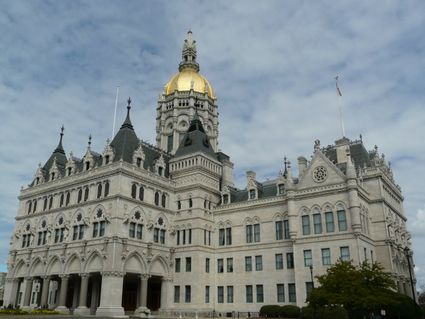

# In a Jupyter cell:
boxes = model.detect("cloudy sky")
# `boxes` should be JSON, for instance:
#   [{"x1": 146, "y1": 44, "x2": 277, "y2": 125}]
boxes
[{"x1": 1, "y1": 0, "x2": 424, "y2": 285}]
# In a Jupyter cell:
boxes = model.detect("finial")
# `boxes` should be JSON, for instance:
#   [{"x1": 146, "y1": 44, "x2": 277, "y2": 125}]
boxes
[
  {"x1": 127, "y1": 97, "x2": 132, "y2": 109},
  {"x1": 359, "y1": 134, "x2": 362, "y2": 142},
  {"x1": 187, "y1": 30, "x2": 193, "y2": 42},
  {"x1": 60, "y1": 125, "x2": 64, "y2": 136},
  {"x1": 374, "y1": 145, "x2": 378, "y2": 152},
  {"x1": 88, "y1": 135, "x2": 92, "y2": 147},
  {"x1": 283, "y1": 156, "x2": 288, "y2": 175},
  {"x1": 314, "y1": 139, "x2": 321, "y2": 151}
]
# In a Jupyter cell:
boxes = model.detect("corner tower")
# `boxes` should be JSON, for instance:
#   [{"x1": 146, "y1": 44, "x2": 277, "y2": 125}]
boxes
[{"x1": 156, "y1": 31, "x2": 219, "y2": 154}]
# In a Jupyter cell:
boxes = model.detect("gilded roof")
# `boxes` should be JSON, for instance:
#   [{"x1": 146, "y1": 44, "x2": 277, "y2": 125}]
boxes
[{"x1": 164, "y1": 68, "x2": 215, "y2": 98}]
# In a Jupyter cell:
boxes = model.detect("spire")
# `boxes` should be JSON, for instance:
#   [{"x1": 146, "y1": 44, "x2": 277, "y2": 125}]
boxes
[
  {"x1": 87, "y1": 134, "x2": 92, "y2": 150},
  {"x1": 53, "y1": 125, "x2": 65, "y2": 154},
  {"x1": 283, "y1": 156, "x2": 288, "y2": 177},
  {"x1": 179, "y1": 30, "x2": 199, "y2": 72},
  {"x1": 120, "y1": 97, "x2": 134, "y2": 130}
]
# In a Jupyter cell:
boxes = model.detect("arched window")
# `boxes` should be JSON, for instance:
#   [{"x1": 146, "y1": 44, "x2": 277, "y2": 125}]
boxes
[
  {"x1": 84, "y1": 187, "x2": 89, "y2": 202},
  {"x1": 37, "y1": 220, "x2": 48, "y2": 246},
  {"x1": 27, "y1": 201, "x2": 32, "y2": 214},
  {"x1": 97, "y1": 184, "x2": 102, "y2": 199},
  {"x1": 189, "y1": 198, "x2": 193, "y2": 208},
  {"x1": 48, "y1": 196, "x2": 53, "y2": 210},
  {"x1": 154, "y1": 192, "x2": 160, "y2": 206},
  {"x1": 92, "y1": 209, "x2": 106, "y2": 238},
  {"x1": 43, "y1": 198, "x2": 48, "y2": 211},
  {"x1": 78, "y1": 189, "x2": 82, "y2": 203},
  {"x1": 21, "y1": 223, "x2": 31, "y2": 248},
  {"x1": 104, "y1": 181, "x2": 110, "y2": 197},
  {"x1": 72, "y1": 213, "x2": 85, "y2": 241},
  {"x1": 33, "y1": 199, "x2": 37, "y2": 213},
  {"x1": 161, "y1": 194, "x2": 167, "y2": 208},
  {"x1": 302, "y1": 214, "x2": 310, "y2": 235},
  {"x1": 129, "y1": 211, "x2": 144, "y2": 240},
  {"x1": 66, "y1": 192, "x2": 70, "y2": 206},
  {"x1": 54, "y1": 216, "x2": 66, "y2": 244},
  {"x1": 139, "y1": 186, "x2": 144, "y2": 201},
  {"x1": 59, "y1": 193, "x2": 64, "y2": 207},
  {"x1": 153, "y1": 217, "x2": 166, "y2": 244},
  {"x1": 337, "y1": 204, "x2": 347, "y2": 231},
  {"x1": 177, "y1": 200, "x2": 181, "y2": 210},
  {"x1": 131, "y1": 184, "x2": 137, "y2": 199}
]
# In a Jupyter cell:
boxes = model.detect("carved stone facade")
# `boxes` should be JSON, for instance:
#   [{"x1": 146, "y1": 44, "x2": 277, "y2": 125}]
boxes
[{"x1": 3, "y1": 32, "x2": 415, "y2": 317}]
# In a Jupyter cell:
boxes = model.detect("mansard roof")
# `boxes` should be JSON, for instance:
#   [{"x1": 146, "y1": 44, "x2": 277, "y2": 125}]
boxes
[
  {"x1": 322, "y1": 137, "x2": 374, "y2": 174},
  {"x1": 226, "y1": 180, "x2": 282, "y2": 203},
  {"x1": 174, "y1": 114, "x2": 217, "y2": 159}
]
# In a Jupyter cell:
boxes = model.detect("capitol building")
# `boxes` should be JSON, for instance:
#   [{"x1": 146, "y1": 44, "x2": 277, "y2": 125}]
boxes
[{"x1": 3, "y1": 32, "x2": 415, "y2": 317}]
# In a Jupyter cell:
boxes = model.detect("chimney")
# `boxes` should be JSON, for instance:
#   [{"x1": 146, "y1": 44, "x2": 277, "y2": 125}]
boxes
[{"x1": 297, "y1": 156, "x2": 307, "y2": 176}]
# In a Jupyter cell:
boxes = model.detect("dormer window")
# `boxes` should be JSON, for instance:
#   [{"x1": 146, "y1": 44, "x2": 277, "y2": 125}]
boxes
[
  {"x1": 105, "y1": 155, "x2": 110, "y2": 165},
  {"x1": 51, "y1": 172, "x2": 55, "y2": 181},
  {"x1": 278, "y1": 184, "x2": 285, "y2": 195},
  {"x1": 85, "y1": 161, "x2": 90, "y2": 170},
  {"x1": 158, "y1": 167, "x2": 164, "y2": 176},
  {"x1": 67, "y1": 167, "x2": 72, "y2": 176},
  {"x1": 36, "y1": 177, "x2": 40, "y2": 185},
  {"x1": 223, "y1": 194, "x2": 229, "y2": 205},
  {"x1": 136, "y1": 157, "x2": 142, "y2": 168},
  {"x1": 249, "y1": 189, "x2": 256, "y2": 200}
]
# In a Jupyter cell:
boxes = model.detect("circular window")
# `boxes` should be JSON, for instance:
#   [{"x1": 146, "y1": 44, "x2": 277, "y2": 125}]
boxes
[
  {"x1": 312, "y1": 166, "x2": 328, "y2": 183},
  {"x1": 96, "y1": 209, "x2": 103, "y2": 218},
  {"x1": 26, "y1": 224, "x2": 30, "y2": 231},
  {"x1": 135, "y1": 211, "x2": 141, "y2": 220},
  {"x1": 158, "y1": 217, "x2": 164, "y2": 226},
  {"x1": 41, "y1": 220, "x2": 46, "y2": 228},
  {"x1": 77, "y1": 213, "x2": 82, "y2": 222},
  {"x1": 58, "y1": 217, "x2": 64, "y2": 225}
]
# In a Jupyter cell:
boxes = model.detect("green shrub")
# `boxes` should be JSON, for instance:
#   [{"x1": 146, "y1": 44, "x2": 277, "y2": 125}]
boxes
[
  {"x1": 259, "y1": 305, "x2": 282, "y2": 317},
  {"x1": 281, "y1": 305, "x2": 300, "y2": 318},
  {"x1": 0, "y1": 309, "x2": 29, "y2": 315},
  {"x1": 301, "y1": 306, "x2": 348, "y2": 319}
]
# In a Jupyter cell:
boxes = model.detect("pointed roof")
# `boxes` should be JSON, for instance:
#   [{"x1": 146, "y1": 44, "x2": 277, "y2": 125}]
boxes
[
  {"x1": 174, "y1": 112, "x2": 216, "y2": 159},
  {"x1": 43, "y1": 126, "x2": 68, "y2": 174},
  {"x1": 110, "y1": 97, "x2": 140, "y2": 163}
]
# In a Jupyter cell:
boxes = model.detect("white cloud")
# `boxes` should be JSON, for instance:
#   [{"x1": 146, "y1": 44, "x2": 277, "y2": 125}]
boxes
[{"x1": 0, "y1": 0, "x2": 425, "y2": 286}]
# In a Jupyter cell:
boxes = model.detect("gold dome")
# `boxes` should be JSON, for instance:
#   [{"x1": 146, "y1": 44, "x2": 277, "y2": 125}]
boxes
[{"x1": 164, "y1": 68, "x2": 215, "y2": 98}]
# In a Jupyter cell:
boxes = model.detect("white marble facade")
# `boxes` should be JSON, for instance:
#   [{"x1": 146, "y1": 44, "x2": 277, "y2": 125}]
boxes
[{"x1": 3, "y1": 32, "x2": 415, "y2": 317}]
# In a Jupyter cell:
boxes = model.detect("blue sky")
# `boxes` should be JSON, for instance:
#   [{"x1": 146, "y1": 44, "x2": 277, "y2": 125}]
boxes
[{"x1": 1, "y1": 0, "x2": 425, "y2": 286}]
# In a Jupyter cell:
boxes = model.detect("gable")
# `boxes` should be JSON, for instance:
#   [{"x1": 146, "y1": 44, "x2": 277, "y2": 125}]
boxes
[{"x1": 297, "y1": 151, "x2": 346, "y2": 189}]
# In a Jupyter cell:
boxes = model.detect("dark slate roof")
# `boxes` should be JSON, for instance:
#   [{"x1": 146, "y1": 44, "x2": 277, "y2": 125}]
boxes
[
  {"x1": 226, "y1": 180, "x2": 280, "y2": 204},
  {"x1": 174, "y1": 114, "x2": 217, "y2": 159},
  {"x1": 42, "y1": 132, "x2": 67, "y2": 177},
  {"x1": 323, "y1": 139, "x2": 373, "y2": 174},
  {"x1": 110, "y1": 105, "x2": 140, "y2": 163}
]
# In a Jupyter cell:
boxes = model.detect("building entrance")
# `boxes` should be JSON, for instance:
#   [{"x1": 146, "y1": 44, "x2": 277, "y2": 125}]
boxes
[
  {"x1": 122, "y1": 274, "x2": 138, "y2": 311},
  {"x1": 147, "y1": 276, "x2": 161, "y2": 311}
]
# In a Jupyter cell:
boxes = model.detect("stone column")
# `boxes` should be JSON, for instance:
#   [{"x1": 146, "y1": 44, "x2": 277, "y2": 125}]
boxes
[
  {"x1": 160, "y1": 276, "x2": 173, "y2": 312},
  {"x1": 22, "y1": 277, "x2": 34, "y2": 310},
  {"x1": 40, "y1": 276, "x2": 50, "y2": 308},
  {"x1": 134, "y1": 274, "x2": 150, "y2": 317},
  {"x1": 74, "y1": 273, "x2": 90, "y2": 315},
  {"x1": 55, "y1": 275, "x2": 69, "y2": 313},
  {"x1": 96, "y1": 271, "x2": 125, "y2": 317}
]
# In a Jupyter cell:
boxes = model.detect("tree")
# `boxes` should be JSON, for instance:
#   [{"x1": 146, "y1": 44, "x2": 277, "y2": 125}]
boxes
[{"x1": 307, "y1": 260, "x2": 419, "y2": 318}]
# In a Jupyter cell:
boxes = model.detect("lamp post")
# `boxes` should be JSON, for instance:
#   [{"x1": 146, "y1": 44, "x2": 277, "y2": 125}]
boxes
[
  {"x1": 309, "y1": 264, "x2": 314, "y2": 288},
  {"x1": 404, "y1": 247, "x2": 416, "y2": 303}
]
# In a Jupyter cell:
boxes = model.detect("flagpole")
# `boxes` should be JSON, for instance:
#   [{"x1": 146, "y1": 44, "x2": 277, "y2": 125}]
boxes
[
  {"x1": 335, "y1": 76, "x2": 346, "y2": 137},
  {"x1": 112, "y1": 86, "x2": 120, "y2": 138}
]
